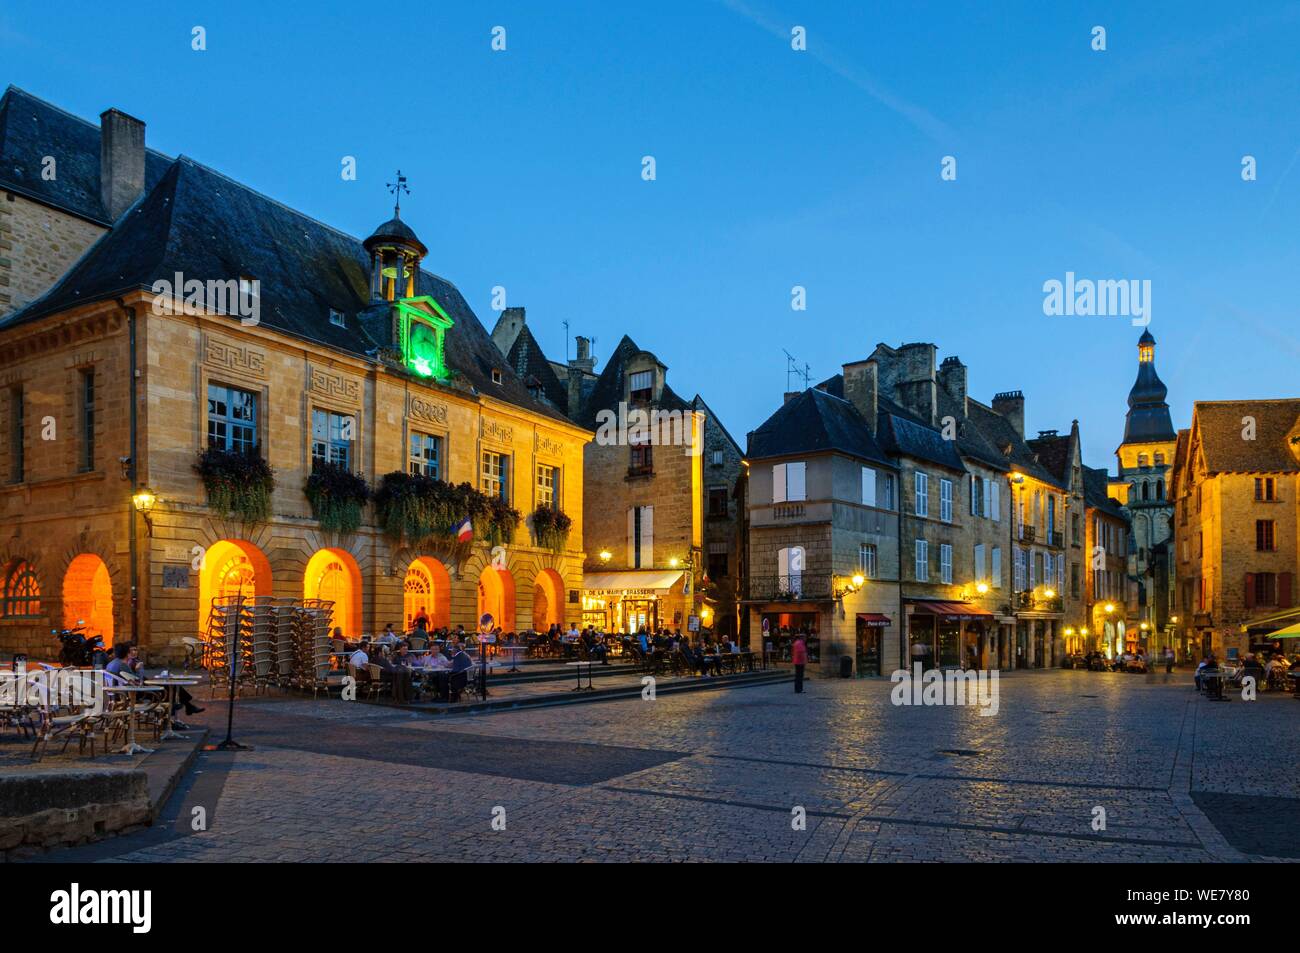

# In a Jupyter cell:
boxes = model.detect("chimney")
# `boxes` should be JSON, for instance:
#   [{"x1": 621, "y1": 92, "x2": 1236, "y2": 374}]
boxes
[
  {"x1": 567, "y1": 335, "x2": 596, "y2": 418},
  {"x1": 841, "y1": 359, "x2": 878, "y2": 434},
  {"x1": 490, "y1": 306, "x2": 526, "y2": 356},
  {"x1": 993, "y1": 390, "x2": 1025, "y2": 439},
  {"x1": 99, "y1": 108, "x2": 146, "y2": 222},
  {"x1": 783, "y1": 391, "x2": 802, "y2": 405},
  {"x1": 938, "y1": 355, "x2": 967, "y2": 416}
]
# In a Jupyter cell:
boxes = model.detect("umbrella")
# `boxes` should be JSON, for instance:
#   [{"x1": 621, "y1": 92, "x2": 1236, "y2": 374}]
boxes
[{"x1": 1265, "y1": 622, "x2": 1300, "y2": 639}]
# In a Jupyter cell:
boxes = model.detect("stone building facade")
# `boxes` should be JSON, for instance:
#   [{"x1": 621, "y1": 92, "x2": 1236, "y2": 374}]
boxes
[
  {"x1": 0, "y1": 91, "x2": 590, "y2": 661},
  {"x1": 490, "y1": 310, "x2": 745, "y2": 638},
  {"x1": 1172, "y1": 399, "x2": 1300, "y2": 661}
]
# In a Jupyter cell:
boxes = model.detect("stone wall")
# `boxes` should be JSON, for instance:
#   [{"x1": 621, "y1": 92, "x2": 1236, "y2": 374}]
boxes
[{"x1": 0, "y1": 193, "x2": 106, "y2": 317}]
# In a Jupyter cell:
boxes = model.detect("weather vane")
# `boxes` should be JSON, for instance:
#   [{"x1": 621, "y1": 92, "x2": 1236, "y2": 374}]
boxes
[{"x1": 386, "y1": 169, "x2": 410, "y2": 215}]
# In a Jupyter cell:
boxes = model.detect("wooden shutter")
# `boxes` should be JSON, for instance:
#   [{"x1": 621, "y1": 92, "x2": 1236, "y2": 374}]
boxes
[
  {"x1": 627, "y1": 508, "x2": 636, "y2": 567},
  {"x1": 788, "y1": 461, "x2": 806, "y2": 501},
  {"x1": 640, "y1": 505, "x2": 654, "y2": 567},
  {"x1": 1244, "y1": 573, "x2": 1256, "y2": 609},
  {"x1": 772, "y1": 464, "x2": 786, "y2": 503}
]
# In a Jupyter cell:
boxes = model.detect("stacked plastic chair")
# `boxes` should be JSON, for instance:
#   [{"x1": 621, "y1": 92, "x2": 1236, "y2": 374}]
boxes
[{"x1": 205, "y1": 596, "x2": 251, "y2": 699}]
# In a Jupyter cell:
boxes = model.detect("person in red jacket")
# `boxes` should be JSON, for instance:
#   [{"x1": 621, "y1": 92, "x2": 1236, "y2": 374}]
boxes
[{"x1": 791, "y1": 634, "x2": 808, "y2": 693}]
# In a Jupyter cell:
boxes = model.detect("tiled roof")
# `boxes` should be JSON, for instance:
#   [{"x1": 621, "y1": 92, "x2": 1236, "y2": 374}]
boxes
[
  {"x1": 505, "y1": 323, "x2": 568, "y2": 411},
  {"x1": 571, "y1": 334, "x2": 692, "y2": 430},
  {"x1": 1025, "y1": 432, "x2": 1072, "y2": 483},
  {"x1": 0, "y1": 86, "x2": 172, "y2": 224},
  {"x1": 1193, "y1": 400, "x2": 1300, "y2": 473},
  {"x1": 1083, "y1": 465, "x2": 1125, "y2": 519}
]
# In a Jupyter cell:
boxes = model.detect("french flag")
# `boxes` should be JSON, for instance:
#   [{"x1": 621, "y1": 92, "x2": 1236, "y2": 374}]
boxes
[{"x1": 455, "y1": 518, "x2": 473, "y2": 542}]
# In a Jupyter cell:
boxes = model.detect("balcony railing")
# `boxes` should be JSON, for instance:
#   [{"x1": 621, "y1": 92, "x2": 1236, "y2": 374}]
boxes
[
  {"x1": 1016, "y1": 590, "x2": 1063, "y2": 613},
  {"x1": 748, "y1": 573, "x2": 833, "y2": 602},
  {"x1": 1047, "y1": 530, "x2": 1064, "y2": 548},
  {"x1": 771, "y1": 503, "x2": 807, "y2": 519},
  {"x1": 1018, "y1": 524, "x2": 1036, "y2": 543}
]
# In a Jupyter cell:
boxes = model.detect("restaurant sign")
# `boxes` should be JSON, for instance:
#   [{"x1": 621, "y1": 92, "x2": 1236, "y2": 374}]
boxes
[{"x1": 585, "y1": 587, "x2": 662, "y2": 597}]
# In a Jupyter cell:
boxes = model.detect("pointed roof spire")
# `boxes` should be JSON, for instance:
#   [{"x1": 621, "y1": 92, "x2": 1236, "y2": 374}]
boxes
[{"x1": 1122, "y1": 329, "x2": 1175, "y2": 443}]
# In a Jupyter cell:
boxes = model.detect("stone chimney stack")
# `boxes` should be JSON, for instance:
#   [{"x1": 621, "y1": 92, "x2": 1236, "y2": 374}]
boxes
[
  {"x1": 993, "y1": 390, "x2": 1026, "y2": 439},
  {"x1": 567, "y1": 335, "x2": 597, "y2": 419},
  {"x1": 99, "y1": 108, "x2": 146, "y2": 223},
  {"x1": 938, "y1": 356, "x2": 968, "y2": 416},
  {"x1": 841, "y1": 359, "x2": 878, "y2": 434}
]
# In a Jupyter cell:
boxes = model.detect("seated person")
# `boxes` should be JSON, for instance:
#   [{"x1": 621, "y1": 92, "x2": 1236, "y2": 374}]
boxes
[
  {"x1": 348, "y1": 644, "x2": 370, "y2": 670},
  {"x1": 373, "y1": 649, "x2": 413, "y2": 704},
  {"x1": 447, "y1": 643, "x2": 476, "y2": 701}
]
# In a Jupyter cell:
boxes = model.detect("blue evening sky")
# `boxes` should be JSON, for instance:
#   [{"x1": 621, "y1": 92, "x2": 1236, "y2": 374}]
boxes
[{"x1": 4, "y1": 1, "x2": 1299, "y2": 469}]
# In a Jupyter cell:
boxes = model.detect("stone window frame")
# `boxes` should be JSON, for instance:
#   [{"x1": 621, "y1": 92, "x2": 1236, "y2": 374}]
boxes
[{"x1": 199, "y1": 370, "x2": 268, "y2": 458}]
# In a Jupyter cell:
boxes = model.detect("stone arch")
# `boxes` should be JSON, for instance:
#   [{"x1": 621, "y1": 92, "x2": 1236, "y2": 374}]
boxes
[
  {"x1": 304, "y1": 547, "x2": 363, "y2": 639},
  {"x1": 404, "y1": 556, "x2": 452, "y2": 632},
  {"x1": 61, "y1": 554, "x2": 115, "y2": 646},
  {"x1": 197, "y1": 539, "x2": 273, "y2": 636},
  {"x1": 531, "y1": 567, "x2": 565, "y2": 631},
  {"x1": 477, "y1": 563, "x2": 516, "y2": 632}
]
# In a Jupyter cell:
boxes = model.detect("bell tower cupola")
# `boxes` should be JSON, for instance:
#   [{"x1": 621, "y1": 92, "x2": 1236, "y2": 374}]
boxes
[{"x1": 363, "y1": 170, "x2": 427, "y2": 302}]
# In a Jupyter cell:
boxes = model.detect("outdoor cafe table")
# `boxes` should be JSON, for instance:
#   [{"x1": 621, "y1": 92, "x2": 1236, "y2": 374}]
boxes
[
  {"x1": 499, "y1": 644, "x2": 526, "y2": 672},
  {"x1": 144, "y1": 676, "x2": 201, "y2": 740},
  {"x1": 1201, "y1": 671, "x2": 1229, "y2": 701},
  {"x1": 566, "y1": 660, "x2": 595, "y2": 692},
  {"x1": 104, "y1": 684, "x2": 161, "y2": 754}
]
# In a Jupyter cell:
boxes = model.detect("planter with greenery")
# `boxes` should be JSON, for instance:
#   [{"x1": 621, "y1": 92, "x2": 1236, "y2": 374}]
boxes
[
  {"x1": 529, "y1": 506, "x2": 572, "y2": 552},
  {"x1": 195, "y1": 448, "x2": 275, "y2": 523},
  {"x1": 304, "y1": 462, "x2": 371, "y2": 534},
  {"x1": 372, "y1": 474, "x2": 519, "y2": 552}
]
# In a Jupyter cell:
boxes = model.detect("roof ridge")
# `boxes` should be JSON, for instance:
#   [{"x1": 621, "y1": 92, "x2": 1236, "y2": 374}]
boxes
[{"x1": 3, "y1": 85, "x2": 172, "y2": 161}]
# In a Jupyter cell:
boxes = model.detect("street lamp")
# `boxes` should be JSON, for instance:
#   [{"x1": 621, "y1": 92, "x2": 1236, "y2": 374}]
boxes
[
  {"x1": 1104, "y1": 603, "x2": 1115, "y2": 614},
  {"x1": 132, "y1": 486, "x2": 157, "y2": 536},
  {"x1": 599, "y1": 550, "x2": 612, "y2": 563},
  {"x1": 852, "y1": 574, "x2": 865, "y2": 589},
  {"x1": 976, "y1": 582, "x2": 989, "y2": 595}
]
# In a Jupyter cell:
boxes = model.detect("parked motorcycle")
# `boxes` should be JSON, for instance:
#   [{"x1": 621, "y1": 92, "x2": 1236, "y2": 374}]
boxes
[{"x1": 53, "y1": 621, "x2": 106, "y2": 667}]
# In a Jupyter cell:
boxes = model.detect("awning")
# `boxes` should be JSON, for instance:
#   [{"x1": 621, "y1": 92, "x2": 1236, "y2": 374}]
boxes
[
  {"x1": 856, "y1": 613, "x2": 892, "y2": 627},
  {"x1": 1237, "y1": 607, "x2": 1300, "y2": 633},
  {"x1": 1265, "y1": 622, "x2": 1300, "y2": 639},
  {"x1": 909, "y1": 601, "x2": 994, "y2": 620},
  {"x1": 582, "y1": 570, "x2": 684, "y2": 595}
]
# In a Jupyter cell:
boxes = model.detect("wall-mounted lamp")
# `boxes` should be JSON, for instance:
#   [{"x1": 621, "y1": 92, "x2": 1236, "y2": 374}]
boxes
[
  {"x1": 133, "y1": 485, "x2": 157, "y2": 536},
  {"x1": 599, "y1": 550, "x2": 612, "y2": 563}
]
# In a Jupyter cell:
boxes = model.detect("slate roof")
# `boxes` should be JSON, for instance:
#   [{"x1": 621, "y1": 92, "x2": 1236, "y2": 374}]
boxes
[
  {"x1": 1083, "y1": 465, "x2": 1126, "y2": 519},
  {"x1": 747, "y1": 386, "x2": 894, "y2": 467},
  {"x1": 1193, "y1": 400, "x2": 1300, "y2": 474},
  {"x1": 2, "y1": 150, "x2": 570, "y2": 422},
  {"x1": 1025, "y1": 431, "x2": 1072, "y2": 483},
  {"x1": 1123, "y1": 331, "x2": 1176, "y2": 444},
  {"x1": 0, "y1": 86, "x2": 172, "y2": 225},
  {"x1": 570, "y1": 334, "x2": 693, "y2": 430},
  {"x1": 691, "y1": 394, "x2": 743, "y2": 457},
  {"x1": 504, "y1": 323, "x2": 568, "y2": 410},
  {"x1": 875, "y1": 397, "x2": 966, "y2": 472}
]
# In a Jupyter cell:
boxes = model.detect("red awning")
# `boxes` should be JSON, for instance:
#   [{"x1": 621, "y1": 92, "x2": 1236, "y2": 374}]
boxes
[
  {"x1": 856, "y1": 613, "x2": 892, "y2": 627},
  {"x1": 910, "y1": 601, "x2": 994, "y2": 620}
]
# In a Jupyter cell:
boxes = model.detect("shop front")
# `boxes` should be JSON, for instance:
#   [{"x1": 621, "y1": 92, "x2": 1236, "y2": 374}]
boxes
[
  {"x1": 906, "y1": 601, "x2": 995, "y2": 670},
  {"x1": 581, "y1": 570, "x2": 689, "y2": 635},
  {"x1": 855, "y1": 613, "x2": 891, "y2": 676}
]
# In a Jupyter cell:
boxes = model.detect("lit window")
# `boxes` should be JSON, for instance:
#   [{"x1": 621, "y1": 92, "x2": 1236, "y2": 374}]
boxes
[
  {"x1": 536, "y1": 463, "x2": 558, "y2": 509},
  {"x1": 481, "y1": 450, "x2": 508, "y2": 502},
  {"x1": 1, "y1": 560, "x2": 41, "y2": 618}
]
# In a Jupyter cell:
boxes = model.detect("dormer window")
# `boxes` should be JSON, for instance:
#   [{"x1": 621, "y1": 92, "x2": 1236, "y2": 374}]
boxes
[
  {"x1": 329, "y1": 309, "x2": 346, "y2": 327},
  {"x1": 629, "y1": 370, "x2": 653, "y2": 403},
  {"x1": 491, "y1": 368, "x2": 503, "y2": 385}
]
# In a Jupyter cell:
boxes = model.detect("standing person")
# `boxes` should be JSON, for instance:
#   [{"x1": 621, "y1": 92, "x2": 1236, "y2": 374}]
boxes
[
  {"x1": 1164, "y1": 646, "x2": 1175, "y2": 674},
  {"x1": 792, "y1": 633, "x2": 808, "y2": 694},
  {"x1": 412, "y1": 608, "x2": 429, "y2": 636}
]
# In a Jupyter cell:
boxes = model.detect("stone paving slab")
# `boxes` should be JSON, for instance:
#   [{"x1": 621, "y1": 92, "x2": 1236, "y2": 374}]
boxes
[{"x1": 33, "y1": 670, "x2": 1300, "y2": 863}]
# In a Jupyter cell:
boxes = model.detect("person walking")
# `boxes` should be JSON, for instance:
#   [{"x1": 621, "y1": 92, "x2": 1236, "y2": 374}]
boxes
[
  {"x1": 792, "y1": 633, "x2": 808, "y2": 693},
  {"x1": 1164, "y1": 646, "x2": 1174, "y2": 674}
]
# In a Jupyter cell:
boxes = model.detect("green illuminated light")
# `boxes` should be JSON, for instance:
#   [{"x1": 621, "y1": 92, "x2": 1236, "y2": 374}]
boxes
[{"x1": 395, "y1": 296, "x2": 453, "y2": 380}]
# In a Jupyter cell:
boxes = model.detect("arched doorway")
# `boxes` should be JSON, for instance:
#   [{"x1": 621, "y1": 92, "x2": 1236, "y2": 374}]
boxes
[
  {"x1": 198, "y1": 539, "x2": 272, "y2": 635},
  {"x1": 62, "y1": 554, "x2": 114, "y2": 647},
  {"x1": 477, "y1": 564, "x2": 516, "y2": 632},
  {"x1": 304, "y1": 548, "x2": 362, "y2": 639},
  {"x1": 532, "y1": 568, "x2": 564, "y2": 631},
  {"x1": 404, "y1": 557, "x2": 451, "y2": 632}
]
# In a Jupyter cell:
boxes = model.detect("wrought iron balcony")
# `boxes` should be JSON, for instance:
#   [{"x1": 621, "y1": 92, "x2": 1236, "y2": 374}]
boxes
[
  {"x1": 1018, "y1": 524, "x2": 1036, "y2": 543},
  {"x1": 748, "y1": 573, "x2": 833, "y2": 602},
  {"x1": 1016, "y1": 590, "x2": 1063, "y2": 613},
  {"x1": 1047, "y1": 530, "x2": 1064, "y2": 548}
]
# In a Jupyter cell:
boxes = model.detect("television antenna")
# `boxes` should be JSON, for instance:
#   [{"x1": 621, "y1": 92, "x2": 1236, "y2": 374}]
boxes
[{"x1": 783, "y1": 349, "x2": 811, "y2": 392}]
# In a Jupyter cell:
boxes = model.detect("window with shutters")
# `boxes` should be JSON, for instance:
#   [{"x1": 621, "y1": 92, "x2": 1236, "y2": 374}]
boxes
[
  {"x1": 974, "y1": 543, "x2": 986, "y2": 581},
  {"x1": 990, "y1": 480, "x2": 1000, "y2": 521},
  {"x1": 1014, "y1": 548, "x2": 1026, "y2": 590},
  {"x1": 778, "y1": 545, "x2": 804, "y2": 597},
  {"x1": 915, "y1": 539, "x2": 929, "y2": 582},
  {"x1": 862, "y1": 467, "x2": 876, "y2": 507},
  {"x1": 940, "y1": 543, "x2": 953, "y2": 584},
  {"x1": 883, "y1": 473, "x2": 895, "y2": 510},
  {"x1": 991, "y1": 547, "x2": 1002, "y2": 589},
  {"x1": 772, "y1": 461, "x2": 806, "y2": 503},
  {"x1": 629, "y1": 370, "x2": 653, "y2": 403},
  {"x1": 914, "y1": 471, "x2": 929, "y2": 517},
  {"x1": 970, "y1": 475, "x2": 982, "y2": 516},
  {"x1": 628, "y1": 506, "x2": 654, "y2": 568},
  {"x1": 940, "y1": 479, "x2": 953, "y2": 522}
]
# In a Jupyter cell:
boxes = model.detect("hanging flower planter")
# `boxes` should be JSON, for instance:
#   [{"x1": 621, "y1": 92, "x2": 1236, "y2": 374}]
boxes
[
  {"x1": 304, "y1": 461, "x2": 371, "y2": 534},
  {"x1": 529, "y1": 506, "x2": 572, "y2": 552},
  {"x1": 195, "y1": 448, "x2": 275, "y2": 523},
  {"x1": 373, "y1": 473, "x2": 519, "y2": 551}
]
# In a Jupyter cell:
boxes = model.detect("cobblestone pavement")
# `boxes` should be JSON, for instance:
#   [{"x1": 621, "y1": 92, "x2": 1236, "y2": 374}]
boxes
[{"x1": 42, "y1": 670, "x2": 1300, "y2": 862}]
